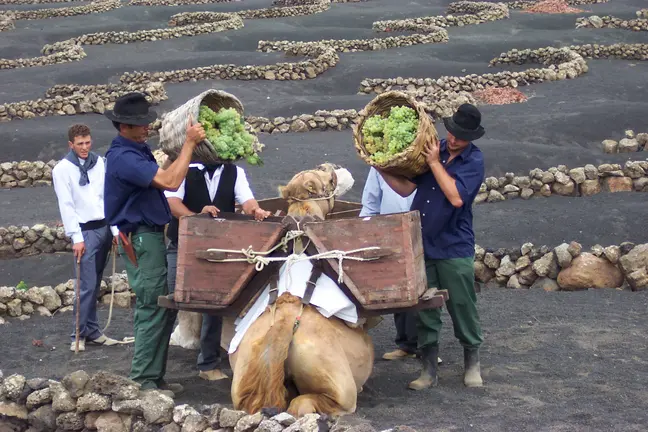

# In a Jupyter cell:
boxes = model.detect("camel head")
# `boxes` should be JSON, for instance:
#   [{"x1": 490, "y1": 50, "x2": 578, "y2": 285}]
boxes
[{"x1": 278, "y1": 163, "x2": 354, "y2": 220}]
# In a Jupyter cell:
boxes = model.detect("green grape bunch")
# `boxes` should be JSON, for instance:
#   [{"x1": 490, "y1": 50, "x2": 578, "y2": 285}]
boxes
[
  {"x1": 197, "y1": 105, "x2": 263, "y2": 166},
  {"x1": 361, "y1": 105, "x2": 419, "y2": 165}
]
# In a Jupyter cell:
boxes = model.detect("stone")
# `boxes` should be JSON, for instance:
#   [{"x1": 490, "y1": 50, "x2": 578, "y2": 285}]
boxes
[
  {"x1": 619, "y1": 242, "x2": 636, "y2": 255},
  {"x1": 554, "y1": 243, "x2": 573, "y2": 268},
  {"x1": 567, "y1": 167, "x2": 586, "y2": 184},
  {"x1": 515, "y1": 255, "x2": 531, "y2": 271},
  {"x1": 289, "y1": 119, "x2": 309, "y2": 132},
  {"x1": 174, "y1": 404, "x2": 200, "y2": 424},
  {"x1": 521, "y1": 242, "x2": 534, "y2": 256},
  {"x1": 601, "y1": 139, "x2": 618, "y2": 153},
  {"x1": 3, "y1": 374, "x2": 26, "y2": 401},
  {"x1": 483, "y1": 253, "x2": 500, "y2": 269},
  {"x1": 540, "y1": 184, "x2": 551, "y2": 197},
  {"x1": 603, "y1": 177, "x2": 633, "y2": 193},
  {"x1": 517, "y1": 266, "x2": 538, "y2": 286},
  {"x1": 161, "y1": 423, "x2": 182, "y2": 432},
  {"x1": 35, "y1": 305, "x2": 53, "y2": 317},
  {"x1": 85, "y1": 411, "x2": 101, "y2": 430},
  {"x1": 533, "y1": 252, "x2": 557, "y2": 277},
  {"x1": 474, "y1": 261, "x2": 494, "y2": 283},
  {"x1": 110, "y1": 398, "x2": 142, "y2": 417},
  {"x1": 474, "y1": 244, "x2": 485, "y2": 261},
  {"x1": 584, "y1": 164, "x2": 599, "y2": 180},
  {"x1": 26, "y1": 387, "x2": 52, "y2": 409},
  {"x1": 234, "y1": 412, "x2": 263, "y2": 432},
  {"x1": 7, "y1": 298, "x2": 22, "y2": 316},
  {"x1": 62, "y1": 370, "x2": 89, "y2": 398},
  {"x1": 0, "y1": 401, "x2": 28, "y2": 419},
  {"x1": 56, "y1": 411, "x2": 85, "y2": 431},
  {"x1": 579, "y1": 179, "x2": 600, "y2": 197},
  {"x1": 26, "y1": 378, "x2": 49, "y2": 391},
  {"x1": 219, "y1": 408, "x2": 247, "y2": 428},
  {"x1": 182, "y1": 414, "x2": 209, "y2": 432},
  {"x1": 623, "y1": 161, "x2": 645, "y2": 179},
  {"x1": 618, "y1": 138, "x2": 639, "y2": 152},
  {"x1": 272, "y1": 412, "x2": 296, "y2": 426},
  {"x1": 141, "y1": 390, "x2": 175, "y2": 424},
  {"x1": 520, "y1": 188, "x2": 534, "y2": 199},
  {"x1": 567, "y1": 241, "x2": 583, "y2": 257},
  {"x1": 101, "y1": 292, "x2": 131, "y2": 308},
  {"x1": 626, "y1": 268, "x2": 648, "y2": 291},
  {"x1": 256, "y1": 419, "x2": 284, "y2": 432},
  {"x1": 0, "y1": 285, "x2": 14, "y2": 302},
  {"x1": 25, "y1": 287, "x2": 44, "y2": 305},
  {"x1": 29, "y1": 404, "x2": 57, "y2": 431},
  {"x1": 88, "y1": 371, "x2": 140, "y2": 400},
  {"x1": 557, "y1": 253, "x2": 624, "y2": 290},
  {"x1": 603, "y1": 246, "x2": 621, "y2": 264},
  {"x1": 495, "y1": 255, "x2": 516, "y2": 277},
  {"x1": 506, "y1": 274, "x2": 523, "y2": 289},
  {"x1": 76, "y1": 392, "x2": 111, "y2": 413},
  {"x1": 40, "y1": 286, "x2": 62, "y2": 311},
  {"x1": 486, "y1": 189, "x2": 505, "y2": 202},
  {"x1": 591, "y1": 244, "x2": 604, "y2": 257},
  {"x1": 95, "y1": 411, "x2": 131, "y2": 432},
  {"x1": 552, "y1": 180, "x2": 575, "y2": 196},
  {"x1": 284, "y1": 413, "x2": 321, "y2": 432}
]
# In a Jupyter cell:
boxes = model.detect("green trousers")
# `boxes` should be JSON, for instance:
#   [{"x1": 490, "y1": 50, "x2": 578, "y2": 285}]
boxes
[
  {"x1": 417, "y1": 257, "x2": 483, "y2": 350},
  {"x1": 120, "y1": 232, "x2": 178, "y2": 390}
]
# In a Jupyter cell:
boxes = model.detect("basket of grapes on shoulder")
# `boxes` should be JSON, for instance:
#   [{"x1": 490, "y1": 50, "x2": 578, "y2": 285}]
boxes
[{"x1": 353, "y1": 90, "x2": 439, "y2": 179}]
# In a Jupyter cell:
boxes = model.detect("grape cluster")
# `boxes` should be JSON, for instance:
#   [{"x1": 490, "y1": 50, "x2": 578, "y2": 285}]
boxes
[
  {"x1": 361, "y1": 106, "x2": 419, "y2": 164},
  {"x1": 198, "y1": 105, "x2": 262, "y2": 166}
]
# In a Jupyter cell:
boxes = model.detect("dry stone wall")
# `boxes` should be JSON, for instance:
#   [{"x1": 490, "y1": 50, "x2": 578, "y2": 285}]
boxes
[
  {"x1": 0, "y1": 160, "x2": 55, "y2": 188},
  {"x1": 0, "y1": 0, "x2": 121, "y2": 32},
  {"x1": 0, "y1": 272, "x2": 131, "y2": 325},
  {"x1": 0, "y1": 370, "x2": 416, "y2": 432},
  {"x1": 475, "y1": 241, "x2": 648, "y2": 292},
  {"x1": 576, "y1": 9, "x2": 648, "y2": 31},
  {"x1": 601, "y1": 129, "x2": 648, "y2": 154}
]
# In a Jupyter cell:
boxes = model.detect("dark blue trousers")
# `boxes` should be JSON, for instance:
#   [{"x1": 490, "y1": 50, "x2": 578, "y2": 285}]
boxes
[{"x1": 70, "y1": 225, "x2": 113, "y2": 342}]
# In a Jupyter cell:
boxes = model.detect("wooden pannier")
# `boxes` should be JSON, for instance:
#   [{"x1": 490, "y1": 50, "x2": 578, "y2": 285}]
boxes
[{"x1": 173, "y1": 205, "x2": 427, "y2": 313}]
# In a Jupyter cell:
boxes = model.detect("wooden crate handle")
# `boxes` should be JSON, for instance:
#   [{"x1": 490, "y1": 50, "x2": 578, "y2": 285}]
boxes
[
  {"x1": 195, "y1": 250, "x2": 228, "y2": 261},
  {"x1": 354, "y1": 248, "x2": 394, "y2": 260}
]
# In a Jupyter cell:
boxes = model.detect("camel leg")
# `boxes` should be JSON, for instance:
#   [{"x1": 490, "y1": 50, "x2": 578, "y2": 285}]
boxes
[{"x1": 285, "y1": 311, "x2": 361, "y2": 417}]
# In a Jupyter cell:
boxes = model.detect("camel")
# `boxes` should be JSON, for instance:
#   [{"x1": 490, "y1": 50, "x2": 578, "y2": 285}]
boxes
[{"x1": 170, "y1": 164, "x2": 376, "y2": 418}]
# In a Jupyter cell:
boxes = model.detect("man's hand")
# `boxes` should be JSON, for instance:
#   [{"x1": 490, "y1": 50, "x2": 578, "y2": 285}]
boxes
[
  {"x1": 185, "y1": 114, "x2": 206, "y2": 147},
  {"x1": 112, "y1": 236, "x2": 118, "y2": 246},
  {"x1": 422, "y1": 138, "x2": 441, "y2": 168},
  {"x1": 253, "y1": 207, "x2": 271, "y2": 221},
  {"x1": 72, "y1": 242, "x2": 85, "y2": 262},
  {"x1": 201, "y1": 205, "x2": 220, "y2": 217}
]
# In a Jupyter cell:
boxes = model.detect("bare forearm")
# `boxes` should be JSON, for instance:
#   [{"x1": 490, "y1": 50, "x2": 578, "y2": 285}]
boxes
[
  {"x1": 375, "y1": 169, "x2": 416, "y2": 197},
  {"x1": 430, "y1": 161, "x2": 463, "y2": 207},
  {"x1": 152, "y1": 140, "x2": 194, "y2": 190},
  {"x1": 241, "y1": 199, "x2": 260, "y2": 214}
]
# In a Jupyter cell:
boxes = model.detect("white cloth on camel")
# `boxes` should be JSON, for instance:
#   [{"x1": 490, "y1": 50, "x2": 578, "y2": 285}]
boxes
[{"x1": 227, "y1": 254, "x2": 359, "y2": 354}]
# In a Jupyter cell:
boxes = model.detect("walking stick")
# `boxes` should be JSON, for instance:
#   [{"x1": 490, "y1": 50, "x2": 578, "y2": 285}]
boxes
[
  {"x1": 74, "y1": 257, "x2": 81, "y2": 354},
  {"x1": 102, "y1": 243, "x2": 117, "y2": 333}
]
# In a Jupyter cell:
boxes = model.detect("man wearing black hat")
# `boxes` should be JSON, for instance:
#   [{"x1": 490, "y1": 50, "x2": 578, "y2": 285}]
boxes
[
  {"x1": 103, "y1": 92, "x2": 206, "y2": 396},
  {"x1": 376, "y1": 103, "x2": 486, "y2": 391}
]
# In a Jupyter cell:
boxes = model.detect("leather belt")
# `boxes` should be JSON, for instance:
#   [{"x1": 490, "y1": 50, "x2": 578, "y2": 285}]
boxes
[{"x1": 79, "y1": 219, "x2": 106, "y2": 231}]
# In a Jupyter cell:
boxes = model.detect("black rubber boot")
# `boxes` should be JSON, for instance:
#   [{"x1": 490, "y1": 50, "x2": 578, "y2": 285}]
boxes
[
  {"x1": 463, "y1": 347, "x2": 483, "y2": 387},
  {"x1": 408, "y1": 345, "x2": 439, "y2": 390}
]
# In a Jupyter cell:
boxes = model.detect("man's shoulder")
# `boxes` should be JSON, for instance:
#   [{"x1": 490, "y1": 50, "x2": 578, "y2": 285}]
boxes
[
  {"x1": 52, "y1": 158, "x2": 72, "y2": 176},
  {"x1": 465, "y1": 144, "x2": 484, "y2": 165}
]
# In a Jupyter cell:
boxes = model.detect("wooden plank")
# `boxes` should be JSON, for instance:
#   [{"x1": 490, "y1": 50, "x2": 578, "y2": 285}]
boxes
[
  {"x1": 302, "y1": 211, "x2": 427, "y2": 310},
  {"x1": 175, "y1": 212, "x2": 287, "y2": 306}
]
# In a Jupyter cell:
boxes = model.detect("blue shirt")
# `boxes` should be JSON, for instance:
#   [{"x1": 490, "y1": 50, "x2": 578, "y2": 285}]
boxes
[
  {"x1": 359, "y1": 167, "x2": 415, "y2": 217},
  {"x1": 411, "y1": 139, "x2": 485, "y2": 260},
  {"x1": 103, "y1": 135, "x2": 171, "y2": 234}
]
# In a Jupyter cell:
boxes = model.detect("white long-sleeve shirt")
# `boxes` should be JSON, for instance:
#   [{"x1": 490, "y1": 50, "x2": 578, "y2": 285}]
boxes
[
  {"x1": 359, "y1": 167, "x2": 416, "y2": 217},
  {"x1": 52, "y1": 156, "x2": 118, "y2": 244},
  {"x1": 164, "y1": 163, "x2": 255, "y2": 205}
]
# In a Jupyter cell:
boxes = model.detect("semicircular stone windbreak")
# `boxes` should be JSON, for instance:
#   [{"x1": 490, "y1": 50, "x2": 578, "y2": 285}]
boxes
[{"x1": 576, "y1": 8, "x2": 648, "y2": 31}]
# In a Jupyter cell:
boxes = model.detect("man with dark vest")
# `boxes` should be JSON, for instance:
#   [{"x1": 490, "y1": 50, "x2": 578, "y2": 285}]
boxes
[{"x1": 165, "y1": 161, "x2": 270, "y2": 381}]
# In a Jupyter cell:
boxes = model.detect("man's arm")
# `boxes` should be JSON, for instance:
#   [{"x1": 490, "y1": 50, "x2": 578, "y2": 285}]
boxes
[
  {"x1": 235, "y1": 168, "x2": 270, "y2": 220},
  {"x1": 151, "y1": 115, "x2": 204, "y2": 191},
  {"x1": 359, "y1": 168, "x2": 382, "y2": 217},
  {"x1": 375, "y1": 168, "x2": 417, "y2": 198},
  {"x1": 52, "y1": 166, "x2": 85, "y2": 260},
  {"x1": 167, "y1": 197, "x2": 197, "y2": 218},
  {"x1": 429, "y1": 161, "x2": 464, "y2": 208}
]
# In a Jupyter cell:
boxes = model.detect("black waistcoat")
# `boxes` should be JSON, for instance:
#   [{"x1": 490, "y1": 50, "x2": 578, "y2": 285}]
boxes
[{"x1": 166, "y1": 164, "x2": 237, "y2": 245}]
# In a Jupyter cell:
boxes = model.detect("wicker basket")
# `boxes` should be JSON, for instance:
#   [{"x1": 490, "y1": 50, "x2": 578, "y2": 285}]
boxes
[
  {"x1": 158, "y1": 89, "x2": 259, "y2": 165},
  {"x1": 353, "y1": 91, "x2": 439, "y2": 179}
]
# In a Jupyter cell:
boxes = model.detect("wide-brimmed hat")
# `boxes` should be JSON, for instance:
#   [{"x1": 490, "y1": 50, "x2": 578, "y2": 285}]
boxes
[
  {"x1": 104, "y1": 92, "x2": 157, "y2": 126},
  {"x1": 443, "y1": 103, "x2": 485, "y2": 141}
]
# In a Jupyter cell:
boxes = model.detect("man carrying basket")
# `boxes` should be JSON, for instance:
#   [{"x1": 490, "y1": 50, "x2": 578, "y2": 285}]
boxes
[
  {"x1": 103, "y1": 92, "x2": 206, "y2": 396},
  {"x1": 376, "y1": 103, "x2": 486, "y2": 391}
]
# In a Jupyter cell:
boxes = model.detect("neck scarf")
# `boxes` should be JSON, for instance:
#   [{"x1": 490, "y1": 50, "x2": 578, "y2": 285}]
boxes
[{"x1": 64, "y1": 149, "x2": 98, "y2": 186}]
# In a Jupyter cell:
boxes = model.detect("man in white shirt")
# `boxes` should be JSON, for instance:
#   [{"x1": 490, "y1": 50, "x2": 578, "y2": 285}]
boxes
[
  {"x1": 361, "y1": 167, "x2": 442, "y2": 364},
  {"x1": 164, "y1": 161, "x2": 270, "y2": 381},
  {"x1": 52, "y1": 124, "x2": 120, "y2": 352}
]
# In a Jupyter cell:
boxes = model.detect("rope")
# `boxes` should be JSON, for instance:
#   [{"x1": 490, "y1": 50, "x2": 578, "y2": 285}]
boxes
[{"x1": 102, "y1": 243, "x2": 117, "y2": 333}]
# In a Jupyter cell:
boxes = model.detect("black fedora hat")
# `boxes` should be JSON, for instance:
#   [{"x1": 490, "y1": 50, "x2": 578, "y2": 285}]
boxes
[
  {"x1": 443, "y1": 103, "x2": 485, "y2": 141},
  {"x1": 104, "y1": 92, "x2": 157, "y2": 126}
]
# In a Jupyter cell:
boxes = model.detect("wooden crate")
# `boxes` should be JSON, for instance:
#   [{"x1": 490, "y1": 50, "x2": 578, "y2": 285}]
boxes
[
  {"x1": 304, "y1": 211, "x2": 427, "y2": 310},
  {"x1": 174, "y1": 213, "x2": 287, "y2": 307}
]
